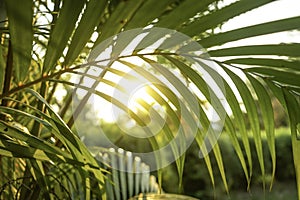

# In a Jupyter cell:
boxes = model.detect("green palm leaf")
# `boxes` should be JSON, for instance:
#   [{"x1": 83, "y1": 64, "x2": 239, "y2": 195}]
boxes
[
  {"x1": 4, "y1": 0, "x2": 33, "y2": 82},
  {"x1": 1, "y1": 0, "x2": 300, "y2": 198}
]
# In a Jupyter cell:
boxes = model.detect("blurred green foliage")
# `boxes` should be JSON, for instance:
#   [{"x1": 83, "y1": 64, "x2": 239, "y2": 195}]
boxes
[
  {"x1": 162, "y1": 128, "x2": 296, "y2": 199},
  {"x1": 76, "y1": 110, "x2": 296, "y2": 199}
]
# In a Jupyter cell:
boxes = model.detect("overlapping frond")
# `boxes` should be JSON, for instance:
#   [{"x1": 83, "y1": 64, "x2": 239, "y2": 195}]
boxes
[{"x1": 0, "y1": 0, "x2": 299, "y2": 199}]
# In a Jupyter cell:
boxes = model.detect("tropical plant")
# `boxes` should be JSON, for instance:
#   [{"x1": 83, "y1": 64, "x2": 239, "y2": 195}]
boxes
[{"x1": 0, "y1": 0, "x2": 299, "y2": 199}]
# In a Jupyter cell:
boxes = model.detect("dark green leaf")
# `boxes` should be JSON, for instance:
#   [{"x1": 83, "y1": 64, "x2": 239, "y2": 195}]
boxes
[
  {"x1": 155, "y1": 0, "x2": 215, "y2": 29},
  {"x1": 224, "y1": 58, "x2": 300, "y2": 71},
  {"x1": 43, "y1": 0, "x2": 85, "y2": 72},
  {"x1": 209, "y1": 43, "x2": 300, "y2": 57},
  {"x1": 64, "y1": 0, "x2": 108, "y2": 66},
  {"x1": 246, "y1": 67, "x2": 300, "y2": 88},
  {"x1": 247, "y1": 74, "x2": 276, "y2": 189},
  {"x1": 95, "y1": 0, "x2": 144, "y2": 45},
  {"x1": 222, "y1": 66, "x2": 265, "y2": 187},
  {"x1": 201, "y1": 16, "x2": 300, "y2": 48},
  {"x1": 4, "y1": 0, "x2": 33, "y2": 82},
  {"x1": 283, "y1": 89, "x2": 300, "y2": 199},
  {"x1": 180, "y1": 0, "x2": 273, "y2": 37},
  {"x1": 124, "y1": 0, "x2": 175, "y2": 30}
]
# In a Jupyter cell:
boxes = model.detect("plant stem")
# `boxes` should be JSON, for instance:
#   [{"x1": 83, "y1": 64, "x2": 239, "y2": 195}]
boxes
[
  {"x1": 0, "y1": 51, "x2": 219, "y2": 100},
  {"x1": 1, "y1": 41, "x2": 13, "y2": 106}
]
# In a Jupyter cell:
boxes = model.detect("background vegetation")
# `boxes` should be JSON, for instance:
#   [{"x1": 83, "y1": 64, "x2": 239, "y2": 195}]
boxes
[{"x1": 0, "y1": 0, "x2": 299, "y2": 199}]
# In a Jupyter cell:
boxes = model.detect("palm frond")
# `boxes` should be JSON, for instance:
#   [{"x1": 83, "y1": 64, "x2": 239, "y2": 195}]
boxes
[{"x1": 0, "y1": 0, "x2": 300, "y2": 198}]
